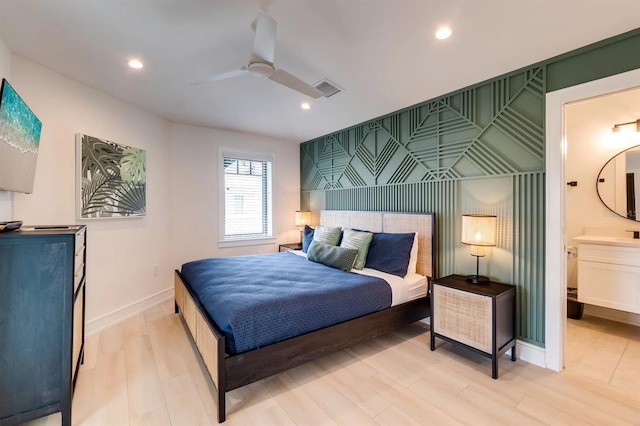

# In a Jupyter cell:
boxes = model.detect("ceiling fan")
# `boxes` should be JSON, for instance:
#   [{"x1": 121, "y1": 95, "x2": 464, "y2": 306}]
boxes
[{"x1": 192, "y1": 12, "x2": 323, "y2": 99}]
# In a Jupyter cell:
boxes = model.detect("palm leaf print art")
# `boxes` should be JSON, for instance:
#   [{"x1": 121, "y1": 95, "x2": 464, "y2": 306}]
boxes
[{"x1": 79, "y1": 134, "x2": 146, "y2": 218}]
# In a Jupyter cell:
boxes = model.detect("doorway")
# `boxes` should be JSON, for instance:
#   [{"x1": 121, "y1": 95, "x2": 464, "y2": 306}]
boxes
[{"x1": 545, "y1": 67, "x2": 640, "y2": 372}]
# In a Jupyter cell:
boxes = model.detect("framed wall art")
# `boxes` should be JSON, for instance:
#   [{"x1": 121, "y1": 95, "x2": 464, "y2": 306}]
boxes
[{"x1": 76, "y1": 133, "x2": 146, "y2": 219}]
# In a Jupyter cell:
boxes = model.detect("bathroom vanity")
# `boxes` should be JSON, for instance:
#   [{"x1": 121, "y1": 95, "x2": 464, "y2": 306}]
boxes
[{"x1": 574, "y1": 235, "x2": 640, "y2": 314}]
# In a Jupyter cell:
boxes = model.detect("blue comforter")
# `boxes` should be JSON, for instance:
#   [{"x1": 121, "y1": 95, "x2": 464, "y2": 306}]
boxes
[{"x1": 180, "y1": 252, "x2": 392, "y2": 355}]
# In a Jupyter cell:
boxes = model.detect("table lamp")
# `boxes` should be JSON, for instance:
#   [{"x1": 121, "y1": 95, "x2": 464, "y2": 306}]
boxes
[
  {"x1": 295, "y1": 210, "x2": 310, "y2": 242},
  {"x1": 461, "y1": 214, "x2": 497, "y2": 284}
]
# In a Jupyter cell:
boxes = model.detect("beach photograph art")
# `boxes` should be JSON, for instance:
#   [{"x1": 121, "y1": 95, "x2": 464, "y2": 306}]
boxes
[{"x1": 0, "y1": 79, "x2": 42, "y2": 193}]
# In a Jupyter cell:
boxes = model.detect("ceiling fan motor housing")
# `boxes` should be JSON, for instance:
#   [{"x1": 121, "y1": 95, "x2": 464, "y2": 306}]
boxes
[{"x1": 248, "y1": 62, "x2": 274, "y2": 78}]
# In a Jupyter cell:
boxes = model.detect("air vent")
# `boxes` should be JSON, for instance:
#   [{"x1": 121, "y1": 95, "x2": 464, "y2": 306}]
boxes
[{"x1": 313, "y1": 79, "x2": 343, "y2": 98}]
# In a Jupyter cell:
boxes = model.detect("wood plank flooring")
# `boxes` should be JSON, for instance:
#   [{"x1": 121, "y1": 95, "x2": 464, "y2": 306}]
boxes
[{"x1": 25, "y1": 301, "x2": 640, "y2": 425}]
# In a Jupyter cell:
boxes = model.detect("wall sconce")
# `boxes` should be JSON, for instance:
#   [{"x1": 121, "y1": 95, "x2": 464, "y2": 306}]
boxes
[
  {"x1": 461, "y1": 214, "x2": 497, "y2": 284},
  {"x1": 612, "y1": 119, "x2": 640, "y2": 133},
  {"x1": 295, "y1": 210, "x2": 310, "y2": 242}
]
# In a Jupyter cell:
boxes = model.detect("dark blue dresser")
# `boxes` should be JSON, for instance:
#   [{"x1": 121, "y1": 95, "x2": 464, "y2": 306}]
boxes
[{"x1": 0, "y1": 226, "x2": 86, "y2": 426}]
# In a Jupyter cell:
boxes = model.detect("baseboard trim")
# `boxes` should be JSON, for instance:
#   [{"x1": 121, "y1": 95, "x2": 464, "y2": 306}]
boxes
[
  {"x1": 583, "y1": 305, "x2": 640, "y2": 327},
  {"x1": 86, "y1": 287, "x2": 174, "y2": 336},
  {"x1": 504, "y1": 339, "x2": 546, "y2": 369}
]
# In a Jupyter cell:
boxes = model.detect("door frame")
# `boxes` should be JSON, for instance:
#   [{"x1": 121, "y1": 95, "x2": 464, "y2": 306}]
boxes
[{"x1": 545, "y1": 68, "x2": 640, "y2": 371}]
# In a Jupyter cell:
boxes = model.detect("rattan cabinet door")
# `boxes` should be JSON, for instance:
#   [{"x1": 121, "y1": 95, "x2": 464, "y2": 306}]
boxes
[{"x1": 432, "y1": 284, "x2": 492, "y2": 353}]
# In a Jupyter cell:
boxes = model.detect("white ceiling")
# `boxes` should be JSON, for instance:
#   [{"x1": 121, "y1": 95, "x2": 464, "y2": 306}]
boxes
[{"x1": 0, "y1": 0, "x2": 639, "y2": 143}]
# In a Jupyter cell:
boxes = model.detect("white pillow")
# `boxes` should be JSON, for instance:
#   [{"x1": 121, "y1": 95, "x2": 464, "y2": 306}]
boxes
[{"x1": 406, "y1": 233, "x2": 418, "y2": 275}]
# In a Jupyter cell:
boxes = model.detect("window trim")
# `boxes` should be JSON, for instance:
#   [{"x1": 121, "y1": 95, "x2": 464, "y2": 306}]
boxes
[{"x1": 218, "y1": 148, "x2": 276, "y2": 248}]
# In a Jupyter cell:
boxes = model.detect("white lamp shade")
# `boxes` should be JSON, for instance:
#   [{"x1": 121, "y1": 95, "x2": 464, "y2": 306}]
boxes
[
  {"x1": 461, "y1": 214, "x2": 497, "y2": 246},
  {"x1": 295, "y1": 211, "x2": 310, "y2": 227}
]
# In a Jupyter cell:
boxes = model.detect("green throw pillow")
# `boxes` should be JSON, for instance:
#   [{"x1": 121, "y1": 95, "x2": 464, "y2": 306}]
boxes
[
  {"x1": 307, "y1": 240, "x2": 358, "y2": 271},
  {"x1": 340, "y1": 228, "x2": 373, "y2": 270},
  {"x1": 313, "y1": 225, "x2": 341, "y2": 246}
]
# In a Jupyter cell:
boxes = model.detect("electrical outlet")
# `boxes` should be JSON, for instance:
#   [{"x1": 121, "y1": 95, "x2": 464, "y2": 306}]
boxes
[{"x1": 153, "y1": 265, "x2": 159, "y2": 276}]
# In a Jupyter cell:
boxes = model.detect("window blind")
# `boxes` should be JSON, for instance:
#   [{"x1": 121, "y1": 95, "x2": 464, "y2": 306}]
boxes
[{"x1": 223, "y1": 156, "x2": 272, "y2": 240}]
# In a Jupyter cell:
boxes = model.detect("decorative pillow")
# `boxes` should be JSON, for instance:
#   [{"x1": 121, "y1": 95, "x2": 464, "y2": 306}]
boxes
[
  {"x1": 302, "y1": 225, "x2": 315, "y2": 253},
  {"x1": 407, "y1": 233, "x2": 419, "y2": 275},
  {"x1": 313, "y1": 225, "x2": 341, "y2": 246},
  {"x1": 307, "y1": 240, "x2": 358, "y2": 271},
  {"x1": 340, "y1": 228, "x2": 373, "y2": 270},
  {"x1": 365, "y1": 232, "x2": 416, "y2": 277}
]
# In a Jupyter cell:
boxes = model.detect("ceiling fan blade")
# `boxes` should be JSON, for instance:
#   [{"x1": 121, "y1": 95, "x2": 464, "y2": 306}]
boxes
[
  {"x1": 253, "y1": 12, "x2": 276, "y2": 63},
  {"x1": 269, "y1": 68, "x2": 324, "y2": 98},
  {"x1": 190, "y1": 67, "x2": 249, "y2": 85}
]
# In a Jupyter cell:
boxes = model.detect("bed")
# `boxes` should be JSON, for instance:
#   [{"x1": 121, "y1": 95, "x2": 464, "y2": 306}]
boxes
[{"x1": 174, "y1": 210, "x2": 434, "y2": 422}]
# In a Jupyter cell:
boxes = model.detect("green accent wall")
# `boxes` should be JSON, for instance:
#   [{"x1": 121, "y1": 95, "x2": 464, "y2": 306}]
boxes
[{"x1": 300, "y1": 28, "x2": 640, "y2": 347}]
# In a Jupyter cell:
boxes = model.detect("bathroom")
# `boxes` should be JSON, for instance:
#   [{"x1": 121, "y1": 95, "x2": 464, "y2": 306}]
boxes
[{"x1": 564, "y1": 84, "x2": 640, "y2": 392}]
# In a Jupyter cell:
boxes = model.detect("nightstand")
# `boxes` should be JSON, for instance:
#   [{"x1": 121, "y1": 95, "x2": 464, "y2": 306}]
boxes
[
  {"x1": 279, "y1": 242, "x2": 302, "y2": 252},
  {"x1": 430, "y1": 274, "x2": 516, "y2": 379}
]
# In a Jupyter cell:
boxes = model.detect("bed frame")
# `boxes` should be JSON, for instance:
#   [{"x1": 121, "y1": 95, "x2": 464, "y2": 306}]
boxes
[{"x1": 174, "y1": 211, "x2": 434, "y2": 422}]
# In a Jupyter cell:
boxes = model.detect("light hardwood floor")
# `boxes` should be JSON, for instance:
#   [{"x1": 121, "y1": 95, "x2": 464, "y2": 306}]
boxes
[{"x1": 26, "y1": 300, "x2": 640, "y2": 425}]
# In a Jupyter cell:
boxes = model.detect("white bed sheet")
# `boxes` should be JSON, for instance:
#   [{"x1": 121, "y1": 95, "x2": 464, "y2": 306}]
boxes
[{"x1": 288, "y1": 250, "x2": 428, "y2": 306}]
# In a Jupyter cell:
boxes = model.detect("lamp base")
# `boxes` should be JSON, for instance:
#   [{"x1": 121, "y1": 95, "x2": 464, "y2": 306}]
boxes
[{"x1": 466, "y1": 274, "x2": 490, "y2": 284}]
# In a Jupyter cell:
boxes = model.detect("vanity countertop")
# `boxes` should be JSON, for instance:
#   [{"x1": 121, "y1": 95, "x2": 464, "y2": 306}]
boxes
[{"x1": 573, "y1": 235, "x2": 640, "y2": 247}]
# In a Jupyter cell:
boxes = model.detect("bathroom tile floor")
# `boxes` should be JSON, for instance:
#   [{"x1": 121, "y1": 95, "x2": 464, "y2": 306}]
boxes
[{"x1": 566, "y1": 313, "x2": 640, "y2": 393}]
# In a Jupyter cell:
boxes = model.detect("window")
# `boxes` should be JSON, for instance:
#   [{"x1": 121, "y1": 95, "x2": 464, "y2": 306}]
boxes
[{"x1": 221, "y1": 154, "x2": 273, "y2": 241}]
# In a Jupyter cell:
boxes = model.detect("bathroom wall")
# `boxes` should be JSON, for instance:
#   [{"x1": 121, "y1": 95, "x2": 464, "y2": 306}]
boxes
[{"x1": 565, "y1": 86, "x2": 640, "y2": 325}]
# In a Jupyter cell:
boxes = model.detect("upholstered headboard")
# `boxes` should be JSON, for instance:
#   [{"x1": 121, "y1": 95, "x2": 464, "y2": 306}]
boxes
[{"x1": 319, "y1": 210, "x2": 435, "y2": 279}]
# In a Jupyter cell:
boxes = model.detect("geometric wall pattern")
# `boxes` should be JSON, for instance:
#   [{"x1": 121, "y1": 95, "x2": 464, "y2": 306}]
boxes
[
  {"x1": 301, "y1": 66, "x2": 545, "y2": 191},
  {"x1": 301, "y1": 66, "x2": 546, "y2": 345}
]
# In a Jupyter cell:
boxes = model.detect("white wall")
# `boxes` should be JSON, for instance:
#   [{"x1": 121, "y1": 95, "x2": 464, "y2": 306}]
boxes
[
  {"x1": 565, "y1": 87, "x2": 640, "y2": 284},
  {"x1": 4, "y1": 56, "x2": 301, "y2": 334},
  {"x1": 565, "y1": 86, "x2": 640, "y2": 325},
  {"x1": 170, "y1": 123, "x2": 301, "y2": 267},
  {"x1": 10, "y1": 56, "x2": 173, "y2": 333},
  {"x1": 0, "y1": 36, "x2": 12, "y2": 220}
]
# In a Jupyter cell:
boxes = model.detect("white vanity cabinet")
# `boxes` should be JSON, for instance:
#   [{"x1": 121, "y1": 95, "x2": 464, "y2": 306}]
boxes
[{"x1": 574, "y1": 236, "x2": 640, "y2": 314}]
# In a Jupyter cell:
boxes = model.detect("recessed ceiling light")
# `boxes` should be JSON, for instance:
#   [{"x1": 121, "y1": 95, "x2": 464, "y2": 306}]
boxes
[
  {"x1": 301, "y1": 102, "x2": 311, "y2": 110},
  {"x1": 128, "y1": 59, "x2": 144, "y2": 69},
  {"x1": 435, "y1": 27, "x2": 452, "y2": 40}
]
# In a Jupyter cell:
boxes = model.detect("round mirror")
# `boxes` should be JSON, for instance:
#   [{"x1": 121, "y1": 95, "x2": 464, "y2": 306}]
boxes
[{"x1": 597, "y1": 144, "x2": 640, "y2": 221}]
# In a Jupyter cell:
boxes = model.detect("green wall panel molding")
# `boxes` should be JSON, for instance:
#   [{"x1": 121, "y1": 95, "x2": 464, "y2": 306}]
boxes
[
  {"x1": 301, "y1": 66, "x2": 545, "y2": 192},
  {"x1": 300, "y1": 28, "x2": 640, "y2": 348},
  {"x1": 546, "y1": 28, "x2": 640, "y2": 93},
  {"x1": 513, "y1": 172, "x2": 545, "y2": 345},
  {"x1": 301, "y1": 66, "x2": 545, "y2": 344}
]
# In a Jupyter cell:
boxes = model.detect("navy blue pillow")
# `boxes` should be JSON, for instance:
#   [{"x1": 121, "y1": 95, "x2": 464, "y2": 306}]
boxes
[
  {"x1": 365, "y1": 232, "x2": 415, "y2": 277},
  {"x1": 302, "y1": 225, "x2": 314, "y2": 253}
]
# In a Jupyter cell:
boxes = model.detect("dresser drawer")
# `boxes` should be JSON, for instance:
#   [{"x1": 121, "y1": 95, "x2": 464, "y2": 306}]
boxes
[
  {"x1": 72, "y1": 288, "x2": 84, "y2": 378},
  {"x1": 74, "y1": 230, "x2": 86, "y2": 292},
  {"x1": 75, "y1": 227, "x2": 86, "y2": 250}
]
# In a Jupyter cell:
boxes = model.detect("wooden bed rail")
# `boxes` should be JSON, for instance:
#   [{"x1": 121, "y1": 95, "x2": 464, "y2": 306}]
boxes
[
  {"x1": 175, "y1": 270, "x2": 430, "y2": 423},
  {"x1": 174, "y1": 270, "x2": 227, "y2": 422},
  {"x1": 224, "y1": 296, "x2": 430, "y2": 391},
  {"x1": 173, "y1": 210, "x2": 435, "y2": 423}
]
